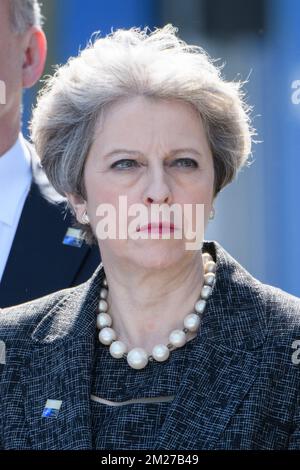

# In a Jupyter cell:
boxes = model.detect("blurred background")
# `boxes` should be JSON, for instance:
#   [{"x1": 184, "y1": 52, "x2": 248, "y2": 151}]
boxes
[{"x1": 23, "y1": 0, "x2": 300, "y2": 297}]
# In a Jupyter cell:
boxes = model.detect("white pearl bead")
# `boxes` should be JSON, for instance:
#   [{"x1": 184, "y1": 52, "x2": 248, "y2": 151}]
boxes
[
  {"x1": 204, "y1": 260, "x2": 216, "y2": 274},
  {"x1": 152, "y1": 344, "x2": 170, "y2": 362},
  {"x1": 201, "y1": 285, "x2": 212, "y2": 299},
  {"x1": 195, "y1": 299, "x2": 206, "y2": 314},
  {"x1": 202, "y1": 253, "x2": 213, "y2": 264},
  {"x1": 99, "y1": 299, "x2": 108, "y2": 312},
  {"x1": 102, "y1": 277, "x2": 108, "y2": 286},
  {"x1": 100, "y1": 287, "x2": 108, "y2": 299},
  {"x1": 98, "y1": 327, "x2": 116, "y2": 345},
  {"x1": 96, "y1": 312, "x2": 112, "y2": 329},
  {"x1": 184, "y1": 313, "x2": 201, "y2": 332},
  {"x1": 204, "y1": 272, "x2": 215, "y2": 286},
  {"x1": 127, "y1": 348, "x2": 149, "y2": 369},
  {"x1": 109, "y1": 341, "x2": 127, "y2": 358},
  {"x1": 169, "y1": 329, "x2": 186, "y2": 348}
]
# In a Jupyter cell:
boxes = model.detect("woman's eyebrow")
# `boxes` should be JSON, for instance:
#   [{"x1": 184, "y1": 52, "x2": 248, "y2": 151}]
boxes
[
  {"x1": 103, "y1": 149, "x2": 141, "y2": 159},
  {"x1": 103, "y1": 148, "x2": 204, "y2": 159},
  {"x1": 169, "y1": 148, "x2": 204, "y2": 158}
]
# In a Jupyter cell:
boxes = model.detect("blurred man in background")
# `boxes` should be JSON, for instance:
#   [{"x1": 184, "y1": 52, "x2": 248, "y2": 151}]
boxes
[{"x1": 0, "y1": 0, "x2": 100, "y2": 308}]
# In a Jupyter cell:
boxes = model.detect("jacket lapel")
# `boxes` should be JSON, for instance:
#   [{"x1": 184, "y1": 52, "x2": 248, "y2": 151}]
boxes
[
  {"x1": 21, "y1": 337, "x2": 94, "y2": 449},
  {"x1": 153, "y1": 340, "x2": 262, "y2": 450},
  {"x1": 21, "y1": 264, "x2": 104, "y2": 450},
  {"x1": 154, "y1": 241, "x2": 267, "y2": 450}
]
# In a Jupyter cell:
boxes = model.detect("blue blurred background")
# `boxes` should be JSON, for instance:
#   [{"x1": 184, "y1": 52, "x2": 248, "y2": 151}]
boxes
[{"x1": 23, "y1": 0, "x2": 300, "y2": 296}]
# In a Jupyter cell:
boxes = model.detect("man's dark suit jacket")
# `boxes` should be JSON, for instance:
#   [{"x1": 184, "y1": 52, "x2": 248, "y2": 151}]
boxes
[
  {"x1": 0, "y1": 240, "x2": 299, "y2": 450},
  {"x1": 0, "y1": 143, "x2": 100, "y2": 308}
]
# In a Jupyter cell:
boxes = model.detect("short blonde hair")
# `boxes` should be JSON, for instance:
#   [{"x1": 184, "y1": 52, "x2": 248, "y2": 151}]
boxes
[{"x1": 31, "y1": 24, "x2": 255, "y2": 244}]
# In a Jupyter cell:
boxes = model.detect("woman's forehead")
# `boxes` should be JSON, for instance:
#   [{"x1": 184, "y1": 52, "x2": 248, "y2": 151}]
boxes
[{"x1": 92, "y1": 97, "x2": 207, "y2": 151}]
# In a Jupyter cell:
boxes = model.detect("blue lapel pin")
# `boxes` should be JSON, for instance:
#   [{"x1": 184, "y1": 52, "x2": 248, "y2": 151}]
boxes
[
  {"x1": 42, "y1": 399, "x2": 63, "y2": 418},
  {"x1": 62, "y1": 228, "x2": 84, "y2": 248}
]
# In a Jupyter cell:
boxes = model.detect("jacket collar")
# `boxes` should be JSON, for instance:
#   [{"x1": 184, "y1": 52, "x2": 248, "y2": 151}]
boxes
[
  {"x1": 31, "y1": 261, "x2": 104, "y2": 344},
  {"x1": 21, "y1": 241, "x2": 266, "y2": 450}
]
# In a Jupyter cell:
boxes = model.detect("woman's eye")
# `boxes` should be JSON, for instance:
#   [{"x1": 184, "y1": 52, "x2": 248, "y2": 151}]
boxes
[
  {"x1": 110, "y1": 157, "x2": 198, "y2": 170},
  {"x1": 172, "y1": 158, "x2": 198, "y2": 168},
  {"x1": 110, "y1": 159, "x2": 139, "y2": 170}
]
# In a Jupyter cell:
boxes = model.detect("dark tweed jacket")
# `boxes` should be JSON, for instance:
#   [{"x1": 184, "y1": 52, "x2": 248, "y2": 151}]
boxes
[{"x1": 0, "y1": 240, "x2": 299, "y2": 450}]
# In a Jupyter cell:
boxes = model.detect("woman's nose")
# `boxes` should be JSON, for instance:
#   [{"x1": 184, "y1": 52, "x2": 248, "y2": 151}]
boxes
[{"x1": 143, "y1": 170, "x2": 173, "y2": 206}]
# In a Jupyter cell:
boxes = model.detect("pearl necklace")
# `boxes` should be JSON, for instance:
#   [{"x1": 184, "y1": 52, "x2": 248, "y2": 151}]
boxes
[{"x1": 97, "y1": 252, "x2": 216, "y2": 370}]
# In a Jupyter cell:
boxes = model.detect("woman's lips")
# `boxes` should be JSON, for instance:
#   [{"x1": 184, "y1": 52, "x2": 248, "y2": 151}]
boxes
[{"x1": 137, "y1": 222, "x2": 175, "y2": 233}]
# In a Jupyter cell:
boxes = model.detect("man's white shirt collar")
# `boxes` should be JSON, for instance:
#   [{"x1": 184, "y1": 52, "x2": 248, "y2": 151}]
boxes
[{"x1": 0, "y1": 133, "x2": 32, "y2": 226}]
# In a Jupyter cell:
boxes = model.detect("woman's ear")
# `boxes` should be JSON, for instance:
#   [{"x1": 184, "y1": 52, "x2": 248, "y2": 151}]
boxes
[{"x1": 66, "y1": 193, "x2": 87, "y2": 224}]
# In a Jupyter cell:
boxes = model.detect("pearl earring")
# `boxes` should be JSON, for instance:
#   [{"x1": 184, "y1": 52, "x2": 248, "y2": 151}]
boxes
[
  {"x1": 209, "y1": 207, "x2": 215, "y2": 220},
  {"x1": 81, "y1": 211, "x2": 90, "y2": 224}
]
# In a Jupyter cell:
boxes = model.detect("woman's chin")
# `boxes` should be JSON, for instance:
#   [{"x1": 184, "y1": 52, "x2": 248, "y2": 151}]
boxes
[{"x1": 130, "y1": 245, "x2": 186, "y2": 270}]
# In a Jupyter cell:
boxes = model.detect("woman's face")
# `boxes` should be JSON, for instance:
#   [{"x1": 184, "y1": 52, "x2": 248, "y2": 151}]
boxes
[{"x1": 76, "y1": 96, "x2": 215, "y2": 269}]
